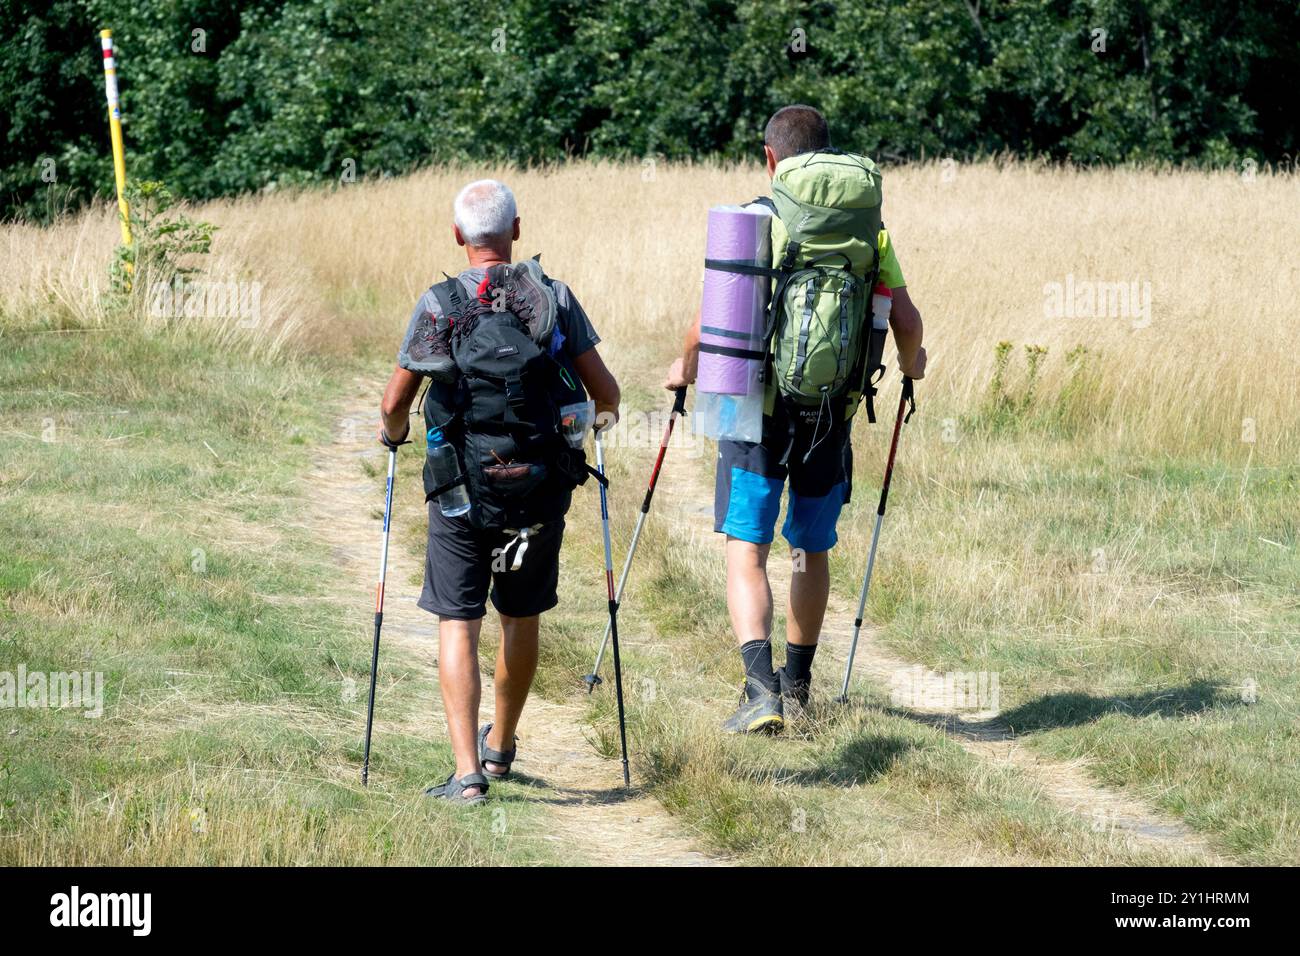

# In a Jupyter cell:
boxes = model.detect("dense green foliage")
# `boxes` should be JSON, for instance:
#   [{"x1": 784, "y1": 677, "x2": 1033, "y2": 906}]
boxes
[{"x1": 6, "y1": 0, "x2": 1299, "y2": 219}]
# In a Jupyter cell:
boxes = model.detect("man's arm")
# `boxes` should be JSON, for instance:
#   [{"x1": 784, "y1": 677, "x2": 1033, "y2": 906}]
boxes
[
  {"x1": 663, "y1": 309, "x2": 702, "y2": 390},
  {"x1": 889, "y1": 286, "x2": 927, "y2": 380},
  {"x1": 572, "y1": 347, "x2": 621, "y2": 427},
  {"x1": 379, "y1": 365, "x2": 423, "y2": 443}
]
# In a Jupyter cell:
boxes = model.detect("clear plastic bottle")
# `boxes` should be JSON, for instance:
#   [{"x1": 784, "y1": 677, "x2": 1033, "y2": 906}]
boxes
[
  {"x1": 426, "y1": 428, "x2": 471, "y2": 517},
  {"x1": 694, "y1": 390, "x2": 764, "y2": 443},
  {"x1": 866, "y1": 283, "x2": 892, "y2": 374}
]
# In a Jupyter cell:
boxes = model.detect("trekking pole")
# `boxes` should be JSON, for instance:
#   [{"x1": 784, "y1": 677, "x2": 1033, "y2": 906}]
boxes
[
  {"x1": 837, "y1": 377, "x2": 916, "y2": 704},
  {"x1": 584, "y1": 386, "x2": 687, "y2": 692},
  {"x1": 594, "y1": 431, "x2": 632, "y2": 788},
  {"x1": 362, "y1": 443, "x2": 399, "y2": 786}
]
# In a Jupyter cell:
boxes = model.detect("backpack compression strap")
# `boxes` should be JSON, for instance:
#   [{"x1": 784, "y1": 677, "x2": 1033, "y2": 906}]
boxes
[
  {"x1": 700, "y1": 257, "x2": 781, "y2": 363},
  {"x1": 703, "y1": 232, "x2": 801, "y2": 359},
  {"x1": 422, "y1": 277, "x2": 469, "y2": 499},
  {"x1": 425, "y1": 471, "x2": 467, "y2": 501}
]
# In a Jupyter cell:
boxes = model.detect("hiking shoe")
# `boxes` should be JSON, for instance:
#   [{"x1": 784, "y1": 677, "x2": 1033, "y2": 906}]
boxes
[
  {"x1": 399, "y1": 306, "x2": 455, "y2": 380},
  {"x1": 503, "y1": 259, "x2": 557, "y2": 343},
  {"x1": 778, "y1": 666, "x2": 811, "y2": 709},
  {"x1": 721, "y1": 679, "x2": 784, "y2": 735}
]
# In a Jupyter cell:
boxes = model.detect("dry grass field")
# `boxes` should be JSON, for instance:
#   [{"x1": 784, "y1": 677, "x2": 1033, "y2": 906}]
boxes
[
  {"x1": 9, "y1": 160, "x2": 1295, "y2": 454},
  {"x1": 2, "y1": 160, "x2": 1297, "y2": 864}
]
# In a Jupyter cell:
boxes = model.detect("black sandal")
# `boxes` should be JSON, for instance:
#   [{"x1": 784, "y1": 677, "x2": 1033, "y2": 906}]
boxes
[
  {"x1": 423, "y1": 771, "x2": 489, "y2": 804},
  {"x1": 478, "y1": 723, "x2": 517, "y2": 780}
]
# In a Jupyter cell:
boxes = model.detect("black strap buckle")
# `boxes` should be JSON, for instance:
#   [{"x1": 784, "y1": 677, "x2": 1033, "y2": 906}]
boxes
[
  {"x1": 778, "y1": 414, "x2": 797, "y2": 468},
  {"x1": 505, "y1": 374, "x2": 527, "y2": 410}
]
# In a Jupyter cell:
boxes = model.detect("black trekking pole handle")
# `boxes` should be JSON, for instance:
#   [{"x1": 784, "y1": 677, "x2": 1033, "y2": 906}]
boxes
[{"x1": 671, "y1": 385, "x2": 688, "y2": 417}]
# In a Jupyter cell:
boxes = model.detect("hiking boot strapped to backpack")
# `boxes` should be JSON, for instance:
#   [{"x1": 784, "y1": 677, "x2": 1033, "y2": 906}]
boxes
[
  {"x1": 706, "y1": 150, "x2": 889, "y2": 423},
  {"x1": 416, "y1": 259, "x2": 597, "y2": 531}
]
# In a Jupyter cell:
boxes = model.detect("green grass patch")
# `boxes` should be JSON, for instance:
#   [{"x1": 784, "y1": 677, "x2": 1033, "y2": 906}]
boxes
[
  {"x1": 0, "y1": 325, "x2": 553, "y2": 865},
  {"x1": 834, "y1": 421, "x2": 1300, "y2": 864}
]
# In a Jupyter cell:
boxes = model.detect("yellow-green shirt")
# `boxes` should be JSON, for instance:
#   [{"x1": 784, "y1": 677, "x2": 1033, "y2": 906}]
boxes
[{"x1": 877, "y1": 228, "x2": 905, "y2": 289}]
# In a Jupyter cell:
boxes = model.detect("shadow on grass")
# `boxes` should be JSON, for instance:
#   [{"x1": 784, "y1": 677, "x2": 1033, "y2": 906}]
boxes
[
  {"x1": 758, "y1": 733, "x2": 917, "y2": 788},
  {"x1": 494, "y1": 770, "x2": 645, "y2": 807},
  {"x1": 995, "y1": 679, "x2": 1232, "y2": 733},
  {"x1": 811, "y1": 733, "x2": 915, "y2": 785},
  {"x1": 877, "y1": 678, "x2": 1233, "y2": 740}
]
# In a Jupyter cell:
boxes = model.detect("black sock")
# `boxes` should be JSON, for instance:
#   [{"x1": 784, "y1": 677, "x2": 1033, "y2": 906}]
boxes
[
  {"x1": 783, "y1": 642, "x2": 818, "y2": 686},
  {"x1": 739, "y1": 639, "x2": 779, "y2": 694}
]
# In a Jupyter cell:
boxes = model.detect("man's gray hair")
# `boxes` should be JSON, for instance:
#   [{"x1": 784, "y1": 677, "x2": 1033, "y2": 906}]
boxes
[{"x1": 453, "y1": 179, "x2": 517, "y2": 246}]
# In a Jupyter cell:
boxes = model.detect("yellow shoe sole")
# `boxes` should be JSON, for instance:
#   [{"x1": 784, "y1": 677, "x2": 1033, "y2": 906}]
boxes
[{"x1": 746, "y1": 714, "x2": 785, "y2": 734}]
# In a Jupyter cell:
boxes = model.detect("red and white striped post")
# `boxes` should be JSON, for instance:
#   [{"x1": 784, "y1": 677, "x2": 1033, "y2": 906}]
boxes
[{"x1": 99, "y1": 29, "x2": 132, "y2": 252}]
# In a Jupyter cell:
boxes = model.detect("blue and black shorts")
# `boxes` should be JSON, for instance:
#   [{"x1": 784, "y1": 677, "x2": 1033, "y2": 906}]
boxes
[{"x1": 714, "y1": 402, "x2": 853, "y2": 552}]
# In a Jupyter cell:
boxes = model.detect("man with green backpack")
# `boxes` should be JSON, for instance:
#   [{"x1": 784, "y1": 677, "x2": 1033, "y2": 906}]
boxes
[{"x1": 664, "y1": 105, "x2": 927, "y2": 733}]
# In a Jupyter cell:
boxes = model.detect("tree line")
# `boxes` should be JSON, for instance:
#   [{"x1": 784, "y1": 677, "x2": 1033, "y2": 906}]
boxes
[{"x1": 5, "y1": 0, "x2": 1297, "y2": 221}]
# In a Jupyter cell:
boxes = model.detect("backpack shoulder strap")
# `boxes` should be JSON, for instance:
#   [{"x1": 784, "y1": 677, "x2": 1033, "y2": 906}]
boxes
[{"x1": 429, "y1": 274, "x2": 469, "y2": 323}]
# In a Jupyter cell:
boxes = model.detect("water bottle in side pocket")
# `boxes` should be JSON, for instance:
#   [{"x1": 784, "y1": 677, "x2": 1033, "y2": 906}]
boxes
[
  {"x1": 426, "y1": 427, "x2": 471, "y2": 517},
  {"x1": 865, "y1": 283, "x2": 892, "y2": 375}
]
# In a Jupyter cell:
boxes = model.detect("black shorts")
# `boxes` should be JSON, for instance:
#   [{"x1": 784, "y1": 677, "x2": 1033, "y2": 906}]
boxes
[{"x1": 417, "y1": 505, "x2": 565, "y2": 620}]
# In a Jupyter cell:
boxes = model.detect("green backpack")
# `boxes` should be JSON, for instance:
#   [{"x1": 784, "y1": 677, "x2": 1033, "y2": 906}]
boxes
[{"x1": 763, "y1": 150, "x2": 886, "y2": 421}]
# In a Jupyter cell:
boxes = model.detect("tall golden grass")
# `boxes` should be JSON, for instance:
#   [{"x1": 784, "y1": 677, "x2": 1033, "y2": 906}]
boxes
[{"x1": 3, "y1": 160, "x2": 1296, "y2": 456}]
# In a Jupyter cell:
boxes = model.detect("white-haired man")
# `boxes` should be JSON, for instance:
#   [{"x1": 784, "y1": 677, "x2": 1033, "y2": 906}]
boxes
[{"x1": 380, "y1": 179, "x2": 620, "y2": 802}]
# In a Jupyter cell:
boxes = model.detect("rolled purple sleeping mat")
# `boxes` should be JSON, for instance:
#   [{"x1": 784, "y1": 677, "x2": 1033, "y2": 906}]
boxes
[{"x1": 698, "y1": 204, "x2": 772, "y2": 395}]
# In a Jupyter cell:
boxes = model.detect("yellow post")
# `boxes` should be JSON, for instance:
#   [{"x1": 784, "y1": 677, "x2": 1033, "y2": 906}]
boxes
[{"x1": 99, "y1": 29, "x2": 133, "y2": 259}]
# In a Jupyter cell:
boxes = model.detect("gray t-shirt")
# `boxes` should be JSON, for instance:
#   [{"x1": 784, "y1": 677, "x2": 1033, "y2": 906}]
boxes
[{"x1": 397, "y1": 266, "x2": 600, "y2": 372}]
